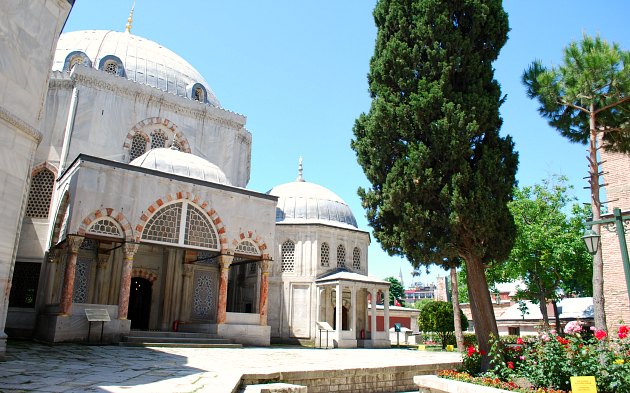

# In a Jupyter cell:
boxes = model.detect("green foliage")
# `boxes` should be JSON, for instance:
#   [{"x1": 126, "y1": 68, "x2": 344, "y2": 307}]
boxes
[
  {"x1": 418, "y1": 301, "x2": 468, "y2": 349},
  {"x1": 352, "y1": 0, "x2": 517, "y2": 358},
  {"x1": 485, "y1": 177, "x2": 593, "y2": 324},
  {"x1": 384, "y1": 276, "x2": 405, "y2": 306},
  {"x1": 523, "y1": 35, "x2": 629, "y2": 153},
  {"x1": 411, "y1": 298, "x2": 432, "y2": 311}
]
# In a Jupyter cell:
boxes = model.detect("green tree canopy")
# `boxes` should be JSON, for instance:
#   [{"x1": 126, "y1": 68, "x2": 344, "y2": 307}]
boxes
[
  {"x1": 486, "y1": 177, "x2": 593, "y2": 327},
  {"x1": 418, "y1": 301, "x2": 468, "y2": 349},
  {"x1": 522, "y1": 35, "x2": 629, "y2": 330},
  {"x1": 384, "y1": 276, "x2": 406, "y2": 306},
  {"x1": 352, "y1": 0, "x2": 517, "y2": 360}
]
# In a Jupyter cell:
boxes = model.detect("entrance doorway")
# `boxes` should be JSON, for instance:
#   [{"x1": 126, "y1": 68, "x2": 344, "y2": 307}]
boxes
[
  {"x1": 129, "y1": 277, "x2": 152, "y2": 330},
  {"x1": 333, "y1": 306, "x2": 349, "y2": 330}
]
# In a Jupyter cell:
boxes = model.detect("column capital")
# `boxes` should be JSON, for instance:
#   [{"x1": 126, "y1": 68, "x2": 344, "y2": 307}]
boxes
[
  {"x1": 219, "y1": 254, "x2": 233, "y2": 270},
  {"x1": 260, "y1": 259, "x2": 270, "y2": 274},
  {"x1": 66, "y1": 235, "x2": 84, "y2": 253},
  {"x1": 47, "y1": 249, "x2": 62, "y2": 264},
  {"x1": 183, "y1": 263, "x2": 194, "y2": 277},
  {"x1": 123, "y1": 242, "x2": 139, "y2": 257}
]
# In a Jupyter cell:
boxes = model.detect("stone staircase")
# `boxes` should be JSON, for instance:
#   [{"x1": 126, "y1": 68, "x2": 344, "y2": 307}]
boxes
[{"x1": 119, "y1": 330, "x2": 242, "y2": 348}]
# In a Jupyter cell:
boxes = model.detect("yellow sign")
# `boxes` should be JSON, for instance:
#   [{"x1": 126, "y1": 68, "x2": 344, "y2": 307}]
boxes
[
  {"x1": 570, "y1": 376, "x2": 597, "y2": 393},
  {"x1": 446, "y1": 345, "x2": 454, "y2": 352},
  {"x1": 417, "y1": 345, "x2": 426, "y2": 351}
]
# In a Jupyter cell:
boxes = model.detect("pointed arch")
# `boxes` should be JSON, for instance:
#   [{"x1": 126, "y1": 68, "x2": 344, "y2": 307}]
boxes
[
  {"x1": 132, "y1": 268, "x2": 158, "y2": 283},
  {"x1": 49, "y1": 190, "x2": 70, "y2": 247},
  {"x1": 137, "y1": 193, "x2": 226, "y2": 251},
  {"x1": 123, "y1": 117, "x2": 191, "y2": 162},
  {"x1": 231, "y1": 231, "x2": 269, "y2": 259},
  {"x1": 77, "y1": 208, "x2": 133, "y2": 242}
]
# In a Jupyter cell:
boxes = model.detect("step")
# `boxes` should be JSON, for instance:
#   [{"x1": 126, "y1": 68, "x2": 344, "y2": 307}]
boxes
[
  {"x1": 119, "y1": 341, "x2": 242, "y2": 348},
  {"x1": 126, "y1": 330, "x2": 218, "y2": 339},
  {"x1": 123, "y1": 336, "x2": 233, "y2": 344}
]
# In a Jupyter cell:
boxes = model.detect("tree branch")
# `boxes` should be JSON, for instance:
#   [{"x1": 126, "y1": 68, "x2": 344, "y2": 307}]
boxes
[{"x1": 594, "y1": 96, "x2": 630, "y2": 115}]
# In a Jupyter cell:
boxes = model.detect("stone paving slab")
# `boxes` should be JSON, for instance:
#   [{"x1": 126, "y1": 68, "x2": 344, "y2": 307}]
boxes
[{"x1": 0, "y1": 341, "x2": 461, "y2": 393}]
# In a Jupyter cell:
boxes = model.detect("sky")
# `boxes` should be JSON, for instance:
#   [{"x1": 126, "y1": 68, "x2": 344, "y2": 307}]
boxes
[{"x1": 62, "y1": 1, "x2": 629, "y2": 288}]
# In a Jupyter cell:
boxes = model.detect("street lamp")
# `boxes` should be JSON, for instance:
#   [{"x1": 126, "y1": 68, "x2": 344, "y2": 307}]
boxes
[
  {"x1": 583, "y1": 207, "x2": 630, "y2": 307},
  {"x1": 581, "y1": 228, "x2": 600, "y2": 256}
]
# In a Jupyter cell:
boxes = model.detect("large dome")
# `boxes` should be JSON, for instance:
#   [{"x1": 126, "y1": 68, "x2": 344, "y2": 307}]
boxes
[
  {"x1": 130, "y1": 148, "x2": 230, "y2": 185},
  {"x1": 53, "y1": 30, "x2": 220, "y2": 106},
  {"x1": 268, "y1": 179, "x2": 358, "y2": 229}
]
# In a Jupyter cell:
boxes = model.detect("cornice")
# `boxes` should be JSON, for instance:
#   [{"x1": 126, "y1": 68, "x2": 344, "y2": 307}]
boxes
[
  {"x1": 0, "y1": 105, "x2": 42, "y2": 143},
  {"x1": 68, "y1": 66, "x2": 248, "y2": 130}
]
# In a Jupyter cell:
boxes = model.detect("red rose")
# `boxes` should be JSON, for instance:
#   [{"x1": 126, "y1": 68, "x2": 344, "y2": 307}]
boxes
[
  {"x1": 467, "y1": 345, "x2": 476, "y2": 357},
  {"x1": 507, "y1": 361, "x2": 514, "y2": 369},
  {"x1": 516, "y1": 337, "x2": 524, "y2": 345},
  {"x1": 595, "y1": 329, "x2": 607, "y2": 341},
  {"x1": 480, "y1": 350, "x2": 487, "y2": 356},
  {"x1": 618, "y1": 325, "x2": 629, "y2": 339}
]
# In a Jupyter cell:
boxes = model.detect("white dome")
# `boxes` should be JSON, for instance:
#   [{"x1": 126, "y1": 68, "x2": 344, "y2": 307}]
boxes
[
  {"x1": 130, "y1": 148, "x2": 230, "y2": 185},
  {"x1": 268, "y1": 181, "x2": 358, "y2": 229},
  {"x1": 53, "y1": 30, "x2": 220, "y2": 106}
]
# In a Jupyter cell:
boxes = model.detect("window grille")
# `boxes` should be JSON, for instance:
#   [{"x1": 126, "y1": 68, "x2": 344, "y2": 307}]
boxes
[
  {"x1": 142, "y1": 202, "x2": 182, "y2": 244},
  {"x1": 192, "y1": 271, "x2": 215, "y2": 320},
  {"x1": 352, "y1": 247, "x2": 361, "y2": 270},
  {"x1": 150, "y1": 130, "x2": 167, "y2": 149},
  {"x1": 73, "y1": 257, "x2": 91, "y2": 303},
  {"x1": 171, "y1": 140, "x2": 181, "y2": 151},
  {"x1": 25, "y1": 168, "x2": 55, "y2": 218},
  {"x1": 80, "y1": 238, "x2": 98, "y2": 250},
  {"x1": 129, "y1": 134, "x2": 146, "y2": 161},
  {"x1": 87, "y1": 218, "x2": 123, "y2": 238},
  {"x1": 104, "y1": 61, "x2": 118, "y2": 75},
  {"x1": 337, "y1": 245, "x2": 346, "y2": 268},
  {"x1": 184, "y1": 205, "x2": 217, "y2": 249},
  {"x1": 8, "y1": 262, "x2": 40, "y2": 308},
  {"x1": 236, "y1": 240, "x2": 260, "y2": 256},
  {"x1": 281, "y1": 241, "x2": 295, "y2": 272},
  {"x1": 196, "y1": 251, "x2": 217, "y2": 266},
  {"x1": 320, "y1": 242, "x2": 330, "y2": 267}
]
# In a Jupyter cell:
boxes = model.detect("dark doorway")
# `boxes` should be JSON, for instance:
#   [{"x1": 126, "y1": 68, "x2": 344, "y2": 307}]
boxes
[
  {"x1": 333, "y1": 306, "x2": 349, "y2": 330},
  {"x1": 129, "y1": 277, "x2": 152, "y2": 330}
]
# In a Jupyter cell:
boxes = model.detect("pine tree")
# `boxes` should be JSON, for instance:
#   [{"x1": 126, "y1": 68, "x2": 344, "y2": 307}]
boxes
[
  {"x1": 523, "y1": 35, "x2": 629, "y2": 331},
  {"x1": 352, "y1": 0, "x2": 517, "y2": 366}
]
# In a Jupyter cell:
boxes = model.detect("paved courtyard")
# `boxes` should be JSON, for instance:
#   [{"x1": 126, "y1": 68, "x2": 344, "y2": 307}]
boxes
[{"x1": 0, "y1": 341, "x2": 461, "y2": 393}]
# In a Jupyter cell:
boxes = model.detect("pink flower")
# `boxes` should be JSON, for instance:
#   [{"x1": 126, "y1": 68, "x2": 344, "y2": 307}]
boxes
[
  {"x1": 590, "y1": 326, "x2": 596, "y2": 331},
  {"x1": 519, "y1": 356, "x2": 525, "y2": 361},
  {"x1": 595, "y1": 329, "x2": 607, "y2": 341},
  {"x1": 618, "y1": 325, "x2": 629, "y2": 339},
  {"x1": 564, "y1": 320, "x2": 583, "y2": 335}
]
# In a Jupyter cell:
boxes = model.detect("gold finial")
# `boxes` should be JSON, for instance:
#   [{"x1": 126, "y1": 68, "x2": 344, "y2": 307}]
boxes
[
  {"x1": 296, "y1": 156, "x2": 305, "y2": 182},
  {"x1": 125, "y1": 1, "x2": 136, "y2": 33}
]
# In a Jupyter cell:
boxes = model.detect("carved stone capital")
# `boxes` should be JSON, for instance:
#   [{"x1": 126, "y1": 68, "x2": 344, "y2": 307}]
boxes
[
  {"x1": 183, "y1": 264, "x2": 194, "y2": 277},
  {"x1": 260, "y1": 259, "x2": 270, "y2": 274},
  {"x1": 123, "y1": 243, "x2": 139, "y2": 258},
  {"x1": 66, "y1": 235, "x2": 85, "y2": 254},
  {"x1": 219, "y1": 254, "x2": 233, "y2": 271}
]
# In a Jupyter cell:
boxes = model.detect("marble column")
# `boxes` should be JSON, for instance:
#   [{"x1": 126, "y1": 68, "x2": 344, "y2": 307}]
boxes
[
  {"x1": 350, "y1": 285, "x2": 357, "y2": 334},
  {"x1": 43, "y1": 249, "x2": 61, "y2": 305},
  {"x1": 180, "y1": 263, "x2": 194, "y2": 322},
  {"x1": 216, "y1": 253, "x2": 233, "y2": 324},
  {"x1": 370, "y1": 288, "x2": 377, "y2": 337},
  {"x1": 94, "y1": 253, "x2": 109, "y2": 304},
  {"x1": 117, "y1": 243, "x2": 139, "y2": 319},
  {"x1": 59, "y1": 235, "x2": 84, "y2": 316},
  {"x1": 335, "y1": 283, "x2": 342, "y2": 341},
  {"x1": 384, "y1": 288, "x2": 390, "y2": 332},
  {"x1": 258, "y1": 258, "x2": 270, "y2": 326}
]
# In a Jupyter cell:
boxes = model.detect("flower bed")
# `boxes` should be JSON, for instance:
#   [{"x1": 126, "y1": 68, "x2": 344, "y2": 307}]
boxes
[{"x1": 445, "y1": 323, "x2": 630, "y2": 393}]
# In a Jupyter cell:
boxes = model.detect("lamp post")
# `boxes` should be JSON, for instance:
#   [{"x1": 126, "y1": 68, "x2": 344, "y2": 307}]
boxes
[{"x1": 583, "y1": 207, "x2": 630, "y2": 307}]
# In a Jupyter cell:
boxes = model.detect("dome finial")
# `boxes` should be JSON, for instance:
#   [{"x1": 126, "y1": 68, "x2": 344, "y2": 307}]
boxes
[
  {"x1": 296, "y1": 156, "x2": 305, "y2": 182},
  {"x1": 125, "y1": 1, "x2": 136, "y2": 33}
]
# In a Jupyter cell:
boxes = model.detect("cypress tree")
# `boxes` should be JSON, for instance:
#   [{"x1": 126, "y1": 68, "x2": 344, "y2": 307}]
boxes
[{"x1": 352, "y1": 0, "x2": 518, "y2": 363}]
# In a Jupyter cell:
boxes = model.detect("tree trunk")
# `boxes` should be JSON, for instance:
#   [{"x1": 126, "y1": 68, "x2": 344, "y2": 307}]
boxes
[
  {"x1": 450, "y1": 267, "x2": 465, "y2": 353},
  {"x1": 589, "y1": 106, "x2": 607, "y2": 331},
  {"x1": 465, "y1": 255, "x2": 499, "y2": 371},
  {"x1": 552, "y1": 300, "x2": 561, "y2": 334},
  {"x1": 536, "y1": 275, "x2": 549, "y2": 328}
]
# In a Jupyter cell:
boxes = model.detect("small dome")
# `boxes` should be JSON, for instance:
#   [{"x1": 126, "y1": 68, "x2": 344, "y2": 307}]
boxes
[
  {"x1": 53, "y1": 30, "x2": 220, "y2": 106},
  {"x1": 130, "y1": 148, "x2": 230, "y2": 185},
  {"x1": 268, "y1": 181, "x2": 358, "y2": 229}
]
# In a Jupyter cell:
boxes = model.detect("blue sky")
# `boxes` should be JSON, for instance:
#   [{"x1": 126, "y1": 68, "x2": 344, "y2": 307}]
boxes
[{"x1": 63, "y1": 1, "x2": 629, "y2": 288}]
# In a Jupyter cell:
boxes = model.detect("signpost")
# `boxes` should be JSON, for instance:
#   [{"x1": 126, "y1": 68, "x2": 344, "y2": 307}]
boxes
[{"x1": 85, "y1": 309, "x2": 110, "y2": 344}]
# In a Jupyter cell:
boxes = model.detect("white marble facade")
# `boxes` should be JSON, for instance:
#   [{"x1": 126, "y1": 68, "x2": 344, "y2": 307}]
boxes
[{"x1": 5, "y1": 19, "x2": 389, "y2": 349}]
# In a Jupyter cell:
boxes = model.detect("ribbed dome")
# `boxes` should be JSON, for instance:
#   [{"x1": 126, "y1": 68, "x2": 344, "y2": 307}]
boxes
[
  {"x1": 267, "y1": 181, "x2": 358, "y2": 229},
  {"x1": 53, "y1": 30, "x2": 220, "y2": 106},
  {"x1": 130, "y1": 148, "x2": 230, "y2": 185}
]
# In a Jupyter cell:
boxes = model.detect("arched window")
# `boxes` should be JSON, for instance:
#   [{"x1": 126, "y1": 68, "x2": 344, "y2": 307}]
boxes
[
  {"x1": 337, "y1": 245, "x2": 346, "y2": 268},
  {"x1": 189, "y1": 83, "x2": 207, "y2": 103},
  {"x1": 281, "y1": 240, "x2": 295, "y2": 272},
  {"x1": 104, "y1": 61, "x2": 119, "y2": 75},
  {"x1": 87, "y1": 218, "x2": 124, "y2": 239},
  {"x1": 352, "y1": 247, "x2": 361, "y2": 270},
  {"x1": 320, "y1": 242, "x2": 330, "y2": 267},
  {"x1": 129, "y1": 133, "x2": 147, "y2": 162},
  {"x1": 63, "y1": 51, "x2": 92, "y2": 71},
  {"x1": 236, "y1": 240, "x2": 261, "y2": 257},
  {"x1": 194, "y1": 86, "x2": 205, "y2": 102},
  {"x1": 25, "y1": 168, "x2": 55, "y2": 218},
  {"x1": 98, "y1": 55, "x2": 125, "y2": 77},
  {"x1": 150, "y1": 129, "x2": 167, "y2": 149},
  {"x1": 141, "y1": 201, "x2": 219, "y2": 250}
]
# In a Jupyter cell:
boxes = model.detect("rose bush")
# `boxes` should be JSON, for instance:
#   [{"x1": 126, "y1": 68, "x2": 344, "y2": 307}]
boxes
[{"x1": 453, "y1": 322, "x2": 630, "y2": 393}]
